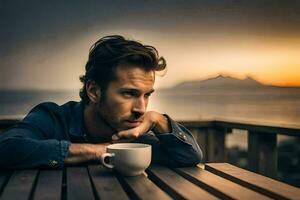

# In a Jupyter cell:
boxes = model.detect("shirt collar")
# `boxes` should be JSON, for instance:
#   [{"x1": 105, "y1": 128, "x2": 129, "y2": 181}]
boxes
[{"x1": 69, "y1": 101, "x2": 86, "y2": 137}]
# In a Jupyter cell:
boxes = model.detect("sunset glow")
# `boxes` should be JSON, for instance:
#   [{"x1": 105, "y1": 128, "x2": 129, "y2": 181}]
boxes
[
  {"x1": 152, "y1": 35, "x2": 300, "y2": 88},
  {"x1": 1, "y1": 1, "x2": 300, "y2": 89}
]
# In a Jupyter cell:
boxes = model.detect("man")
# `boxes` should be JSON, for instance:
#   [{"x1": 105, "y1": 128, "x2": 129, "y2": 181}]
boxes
[{"x1": 0, "y1": 35, "x2": 202, "y2": 169}]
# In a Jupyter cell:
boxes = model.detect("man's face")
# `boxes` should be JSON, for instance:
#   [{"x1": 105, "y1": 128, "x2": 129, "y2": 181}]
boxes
[{"x1": 97, "y1": 64, "x2": 155, "y2": 131}]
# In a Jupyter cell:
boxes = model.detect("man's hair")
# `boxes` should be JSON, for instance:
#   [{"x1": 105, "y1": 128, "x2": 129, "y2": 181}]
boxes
[{"x1": 79, "y1": 35, "x2": 166, "y2": 105}]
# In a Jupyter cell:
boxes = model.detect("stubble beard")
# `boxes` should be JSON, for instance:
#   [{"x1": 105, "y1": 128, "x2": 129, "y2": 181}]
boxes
[{"x1": 95, "y1": 94, "x2": 120, "y2": 133}]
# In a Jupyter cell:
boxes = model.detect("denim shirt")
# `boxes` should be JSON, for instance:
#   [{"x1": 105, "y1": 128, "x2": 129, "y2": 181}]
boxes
[{"x1": 0, "y1": 101, "x2": 202, "y2": 169}]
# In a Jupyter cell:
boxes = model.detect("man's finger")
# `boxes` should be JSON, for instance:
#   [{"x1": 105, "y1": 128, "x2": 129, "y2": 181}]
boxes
[
  {"x1": 117, "y1": 128, "x2": 139, "y2": 139},
  {"x1": 112, "y1": 134, "x2": 120, "y2": 141},
  {"x1": 111, "y1": 130, "x2": 133, "y2": 141}
]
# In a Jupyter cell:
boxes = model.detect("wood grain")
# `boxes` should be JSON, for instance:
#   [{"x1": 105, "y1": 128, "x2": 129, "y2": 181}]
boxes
[
  {"x1": 88, "y1": 165, "x2": 129, "y2": 200},
  {"x1": 147, "y1": 165, "x2": 219, "y2": 200},
  {"x1": 120, "y1": 172, "x2": 172, "y2": 200},
  {"x1": 206, "y1": 163, "x2": 300, "y2": 200},
  {"x1": 66, "y1": 167, "x2": 95, "y2": 200},
  {"x1": 175, "y1": 166, "x2": 272, "y2": 200},
  {"x1": 33, "y1": 170, "x2": 62, "y2": 200},
  {"x1": 0, "y1": 170, "x2": 38, "y2": 200}
]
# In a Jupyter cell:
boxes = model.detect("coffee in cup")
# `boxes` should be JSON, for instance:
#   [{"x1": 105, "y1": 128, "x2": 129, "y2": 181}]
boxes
[{"x1": 101, "y1": 143, "x2": 151, "y2": 176}]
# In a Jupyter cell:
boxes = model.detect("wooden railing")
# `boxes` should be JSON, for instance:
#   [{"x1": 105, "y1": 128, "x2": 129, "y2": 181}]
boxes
[
  {"x1": 179, "y1": 120, "x2": 300, "y2": 179},
  {"x1": 1, "y1": 118, "x2": 300, "y2": 180}
]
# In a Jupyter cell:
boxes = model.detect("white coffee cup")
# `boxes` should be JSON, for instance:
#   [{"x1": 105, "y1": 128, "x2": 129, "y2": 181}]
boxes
[{"x1": 101, "y1": 143, "x2": 152, "y2": 176}]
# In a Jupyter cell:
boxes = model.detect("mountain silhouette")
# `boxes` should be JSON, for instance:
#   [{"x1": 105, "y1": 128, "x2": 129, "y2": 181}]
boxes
[
  {"x1": 173, "y1": 75, "x2": 263, "y2": 90},
  {"x1": 160, "y1": 75, "x2": 300, "y2": 94}
]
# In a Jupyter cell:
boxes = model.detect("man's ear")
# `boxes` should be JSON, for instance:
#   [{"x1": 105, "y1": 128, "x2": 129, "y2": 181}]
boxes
[{"x1": 86, "y1": 80, "x2": 101, "y2": 103}]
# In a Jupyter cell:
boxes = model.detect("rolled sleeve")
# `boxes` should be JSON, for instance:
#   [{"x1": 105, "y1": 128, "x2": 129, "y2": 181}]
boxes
[
  {"x1": 0, "y1": 102, "x2": 72, "y2": 169},
  {"x1": 0, "y1": 131, "x2": 71, "y2": 169},
  {"x1": 60, "y1": 140, "x2": 71, "y2": 167},
  {"x1": 31, "y1": 139, "x2": 71, "y2": 169}
]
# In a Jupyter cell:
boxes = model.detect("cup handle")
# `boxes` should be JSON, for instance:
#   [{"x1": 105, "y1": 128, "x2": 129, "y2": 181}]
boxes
[{"x1": 101, "y1": 153, "x2": 115, "y2": 169}]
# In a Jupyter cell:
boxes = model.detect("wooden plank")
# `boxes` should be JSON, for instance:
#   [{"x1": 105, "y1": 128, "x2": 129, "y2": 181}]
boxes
[
  {"x1": 248, "y1": 131, "x2": 277, "y2": 178},
  {"x1": 66, "y1": 167, "x2": 95, "y2": 200},
  {"x1": 33, "y1": 170, "x2": 62, "y2": 200},
  {"x1": 206, "y1": 163, "x2": 300, "y2": 200},
  {"x1": 1, "y1": 170, "x2": 38, "y2": 200},
  {"x1": 88, "y1": 165, "x2": 129, "y2": 200},
  {"x1": 179, "y1": 120, "x2": 300, "y2": 137},
  {"x1": 178, "y1": 120, "x2": 214, "y2": 129},
  {"x1": 174, "y1": 166, "x2": 272, "y2": 200},
  {"x1": 118, "y1": 172, "x2": 172, "y2": 200},
  {"x1": 213, "y1": 120, "x2": 300, "y2": 137},
  {"x1": 147, "y1": 166, "x2": 219, "y2": 200}
]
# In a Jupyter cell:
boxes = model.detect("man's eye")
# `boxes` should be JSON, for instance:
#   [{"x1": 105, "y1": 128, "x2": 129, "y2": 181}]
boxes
[
  {"x1": 145, "y1": 93, "x2": 152, "y2": 98},
  {"x1": 122, "y1": 91, "x2": 134, "y2": 97}
]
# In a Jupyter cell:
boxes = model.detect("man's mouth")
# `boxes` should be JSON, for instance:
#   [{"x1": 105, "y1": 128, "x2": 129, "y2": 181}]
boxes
[{"x1": 125, "y1": 120, "x2": 142, "y2": 127}]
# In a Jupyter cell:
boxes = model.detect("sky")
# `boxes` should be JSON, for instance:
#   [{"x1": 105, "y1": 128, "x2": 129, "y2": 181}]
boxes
[{"x1": 0, "y1": 0, "x2": 300, "y2": 90}]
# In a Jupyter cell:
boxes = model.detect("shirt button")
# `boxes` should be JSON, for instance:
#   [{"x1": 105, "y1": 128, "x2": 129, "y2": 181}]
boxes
[
  {"x1": 178, "y1": 132, "x2": 187, "y2": 141},
  {"x1": 50, "y1": 160, "x2": 59, "y2": 168}
]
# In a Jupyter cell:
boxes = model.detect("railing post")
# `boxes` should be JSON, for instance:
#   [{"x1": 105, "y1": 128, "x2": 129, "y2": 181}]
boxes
[
  {"x1": 206, "y1": 127, "x2": 226, "y2": 162},
  {"x1": 248, "y1": 131, "x2": 277, "y2": 178},
  {"x1": 190, "y1": 128, "x2": 207, "y2": 162}
]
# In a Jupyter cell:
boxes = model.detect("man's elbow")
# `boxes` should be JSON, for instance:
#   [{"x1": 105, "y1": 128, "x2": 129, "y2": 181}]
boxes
[
  {"x1": 168, "y1": 148, "x2": 203, "y2": 168},
  {"x1": 184, "y1": 148, "x2": 203, "y2": 166}
]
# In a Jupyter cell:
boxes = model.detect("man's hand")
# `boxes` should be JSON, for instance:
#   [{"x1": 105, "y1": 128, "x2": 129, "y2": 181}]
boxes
[{"x1": 112, "y1": 111, "x2": 171, "y2": 141}]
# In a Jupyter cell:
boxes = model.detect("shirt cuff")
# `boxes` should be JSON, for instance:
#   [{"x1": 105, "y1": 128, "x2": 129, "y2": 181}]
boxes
[
  {"x1": 60, "y1": 140, "x2": 71, "y2": 167},
  {"x1": 46, "y1": 140, "x2": 70, "y2": 168},
  {"x1": 155, "y1": 114, "x2": 193, "y2": 146}
]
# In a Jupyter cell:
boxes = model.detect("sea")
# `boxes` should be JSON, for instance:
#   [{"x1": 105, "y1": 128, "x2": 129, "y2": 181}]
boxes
[
  {"x1": 1, "y1": 89, "x2": 300, "y2": 142},
  {"x1": 1, "y1": 89, "x2": 300, "y2": 130},
  {"x1": 1, "y1": 89, "x2": 300, "y2": 148}
]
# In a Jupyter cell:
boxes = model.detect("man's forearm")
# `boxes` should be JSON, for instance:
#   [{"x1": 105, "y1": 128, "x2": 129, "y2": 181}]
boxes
[{"x1": 64, "y1": 143, "x2": 109, "y2": 165}]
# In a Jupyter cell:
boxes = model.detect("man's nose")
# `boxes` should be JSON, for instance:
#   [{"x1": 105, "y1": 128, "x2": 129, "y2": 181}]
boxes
[{"x1": 132, "y1": 97, "x2": 147, "y2": 115}]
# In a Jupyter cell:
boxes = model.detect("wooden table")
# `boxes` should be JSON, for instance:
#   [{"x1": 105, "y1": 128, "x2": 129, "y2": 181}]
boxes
[{"x1": 0, "y1": 163, "x2": 299, "y2": 200}]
